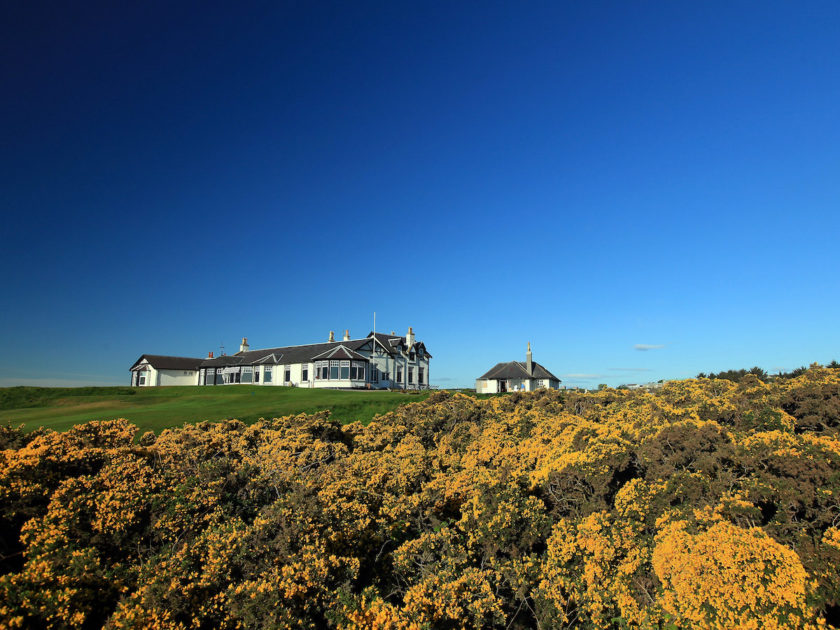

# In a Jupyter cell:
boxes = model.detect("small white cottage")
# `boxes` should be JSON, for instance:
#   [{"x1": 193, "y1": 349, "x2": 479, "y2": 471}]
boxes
[
  {"x1": 475, "y1": 343, "x2": 561, "y2": 393},
  {"x1": 130, "y1": 355, "x2": 203, "y2": 387}
]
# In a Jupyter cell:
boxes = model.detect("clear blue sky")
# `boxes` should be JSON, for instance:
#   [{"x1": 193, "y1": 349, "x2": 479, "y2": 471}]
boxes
[{"x1": 2, "y1": 2, "x2": 839, "y2": 388}]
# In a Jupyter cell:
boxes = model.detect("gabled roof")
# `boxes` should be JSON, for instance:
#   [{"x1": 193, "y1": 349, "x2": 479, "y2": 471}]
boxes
[
  {"x1": 367, "y1": 332, "x2": 433, "y2": 358},
  {"x1": 131, "y1": 355, "x2": 204, "y2": 371},
  {"x1": 310, "y1": 345, "x2": 368, "y2": 361},
  {"x1": 478, "y1": 361, "x2": 561, "y2": 382}
]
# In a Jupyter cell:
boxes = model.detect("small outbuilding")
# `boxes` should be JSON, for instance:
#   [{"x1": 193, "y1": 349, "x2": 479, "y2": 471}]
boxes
[{"x1": 475, "y1": 343, "x2": 561, "y2": 393}]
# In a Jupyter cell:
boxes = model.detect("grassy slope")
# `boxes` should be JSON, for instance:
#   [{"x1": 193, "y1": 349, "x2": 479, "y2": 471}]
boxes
[{"x1": 0, "y1": 386, "x2": 431, "y2": 434}]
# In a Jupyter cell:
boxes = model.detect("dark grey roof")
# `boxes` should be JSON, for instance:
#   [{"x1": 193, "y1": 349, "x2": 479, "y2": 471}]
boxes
[
  {"x1": 478, "y1": 361, "x2": 561, "y2": 382},
  {"x1": 198, "y1": 332, "x2": 431, "y2": 368},
  {"x1": 311, "y1": 345, "x2": 368, "y2": 361},
  {"x1": 131, "y1": 355, "x2": 204, "y2": 371},
  {"x1": 367, "y1": 332, "x2": 433, "y2": 358},
  {"x1": 201, "y1": 337, "x2": 370, "y2": 368}
]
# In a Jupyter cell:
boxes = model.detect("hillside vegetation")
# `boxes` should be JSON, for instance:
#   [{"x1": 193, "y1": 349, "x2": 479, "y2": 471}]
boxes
[
  {"x1": 0, "y1": 386, "x2": 430, "y2": 433},
  {"x1": 1, "y1": 366, "x2": 839, "y2": 628}
]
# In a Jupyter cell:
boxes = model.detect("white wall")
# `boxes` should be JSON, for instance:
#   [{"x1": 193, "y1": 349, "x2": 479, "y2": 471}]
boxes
[{"x1": 158, "y1": 369, "x2": 199, "y2": 386}]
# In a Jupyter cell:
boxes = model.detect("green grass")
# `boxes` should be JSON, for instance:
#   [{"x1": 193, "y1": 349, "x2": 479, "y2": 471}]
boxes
[{"x1": 0, "y1": 386, "x2": 432, "y2": 435}]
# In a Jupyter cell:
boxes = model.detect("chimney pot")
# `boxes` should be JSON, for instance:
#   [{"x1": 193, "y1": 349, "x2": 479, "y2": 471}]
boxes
[
  {"x1": 208, "y1": 351, "x2": 214, "y2": 358},
  {"x1": 239, "y1": 337, "x2": 249, "y2": 353},
  {"x1": 343, "y1": 329, "x2": 350, "y2": 341},
  {"x1": 328, "y1": 330, "x2": 335, "y2": 342}
]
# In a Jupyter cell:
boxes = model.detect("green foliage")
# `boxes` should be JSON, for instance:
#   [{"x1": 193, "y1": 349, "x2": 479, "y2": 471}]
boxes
[{"x1": 1, "y1": 370, "x2": 839, "y2": 628}]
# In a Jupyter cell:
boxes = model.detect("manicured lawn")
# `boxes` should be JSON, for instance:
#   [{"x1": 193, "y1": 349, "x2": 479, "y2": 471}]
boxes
[{"x1": 0, "y1": 385, "x2": 431, "y2": 435}]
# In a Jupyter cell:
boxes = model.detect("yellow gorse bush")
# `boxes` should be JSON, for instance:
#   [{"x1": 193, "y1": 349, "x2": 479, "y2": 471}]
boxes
[{"x1": 1, "y1": 368, "x2": 839, "y2": 628}]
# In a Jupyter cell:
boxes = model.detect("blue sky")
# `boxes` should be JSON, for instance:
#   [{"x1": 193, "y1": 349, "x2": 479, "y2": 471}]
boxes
[{"x1": 1, "y1": 2, "x2": 839, "y2": 388}]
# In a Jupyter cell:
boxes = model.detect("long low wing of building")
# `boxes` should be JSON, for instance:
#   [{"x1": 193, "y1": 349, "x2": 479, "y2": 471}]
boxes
[
  {"x1": 130, "y1": 327, "x2": 431, "y2": 390},
  {"x1": 130, "y1": 355, "x2": 204, "y2": 387}
]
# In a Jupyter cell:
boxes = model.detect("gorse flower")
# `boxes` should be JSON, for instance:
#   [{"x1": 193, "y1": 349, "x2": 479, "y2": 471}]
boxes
[{"x1": 1, "y1": 369, "x2": 839, "y2": 628}]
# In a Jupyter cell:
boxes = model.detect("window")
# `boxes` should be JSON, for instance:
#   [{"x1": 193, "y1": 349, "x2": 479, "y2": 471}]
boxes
[
  {"x1": 340, "y1": 360, "x2": 350, "y2": 379},
  {"x1": 284, "y1": 366, "x2": 291, "y2": 383},
  {"x1": 254, "y1": 368, "x2": 260, "y2": 383},
  {"x1": 408, "y1": 368, "x2": 414, "y2": 384},
  {"x1": 419, "y1": 367, "x2": 424, "y2": 384},
  {"x1": 396, "y1": 368, "x2": 402, "y2": 383},
  {"x1": 371, "y1": 365, "x2": 379, "y2": 383},
  {"x1": 138, "y1": 371, "x2": 147, "y2": 385},
  {"x1": 264, "y1": 366, "x2": 272, "y2": 383},
  {"x1": 315, "y1": 361, "x2": 328, "y2": 379},
  {"x1": 302, "y1": 365, "x2": 309, "y2": 381},
  {"x1": 242, "y1": 366, "x2": 253, "y2": 384},
  {"x1": 382, "y1": 371, "x2": 389, "y2": 381},
  {"x1": 183, "y1": 371, "x2": 192, "y2": 376},
  {"x1": 330, "y1": 360, "x2": 339, "y2": 380},
  {"x1": 351, "y1": 361, "x2": 365, "y2": 380}
]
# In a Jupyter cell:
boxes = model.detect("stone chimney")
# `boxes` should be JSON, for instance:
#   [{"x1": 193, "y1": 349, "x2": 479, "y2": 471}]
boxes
[
  {"x1": 343, "y1": 329, "x2": 351, "y2": 341},
  {"x1": 526, "y1": 342, "x2": 533, "y2": 376},
  {"x1": 240, "y1": 337, "x2": 249, "y2": 353},
  {"x1": 208, "y1": 351, "x2": 214, "y2": 359},
  {"x1": 406, "y1": 326, "x2": 415, "y2": 348},
  {"x1": 328, "y1": 330, "x2": 335, "y2": 342}
]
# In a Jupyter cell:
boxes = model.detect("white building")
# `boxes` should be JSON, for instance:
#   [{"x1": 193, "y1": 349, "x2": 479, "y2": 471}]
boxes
[
  {"x1": 130, "y1": 328, "x2": 431, "y2": 390},
  {"x1": 129, "y1": 355, "x2": 203, "y2": 387},
  {"x1": 475, "y1": 343, "x2": 561, "y2": 393}
]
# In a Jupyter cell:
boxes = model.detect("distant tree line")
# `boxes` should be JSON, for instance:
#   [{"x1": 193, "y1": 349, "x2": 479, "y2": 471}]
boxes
[{"x1": 698, "y1": 361, "x2": 840, "y2": 383}]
